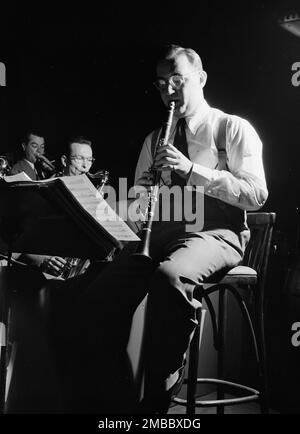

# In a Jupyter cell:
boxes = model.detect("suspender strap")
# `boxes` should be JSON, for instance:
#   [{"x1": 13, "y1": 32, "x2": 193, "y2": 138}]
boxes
[
  {"x1": 213, "y1": 116, "x2": 228, "y2": 171},
  {"x1": 151, "y1": 116, "x2": 228, "y2": 170}
]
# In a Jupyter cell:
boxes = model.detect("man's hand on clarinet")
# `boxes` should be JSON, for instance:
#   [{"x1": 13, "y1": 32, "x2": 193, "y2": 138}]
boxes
[
  {"x1": 136, "y1": 170, "x2": 155, "y2": 190},
  {"x1": 153, "y1": 143, "x2": 193, "y2": 180}
]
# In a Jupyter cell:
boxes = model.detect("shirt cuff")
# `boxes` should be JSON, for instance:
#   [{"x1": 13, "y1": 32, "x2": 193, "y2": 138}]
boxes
[{"x1": 187, "y1": 163, "x2": 214, "y2": 187}]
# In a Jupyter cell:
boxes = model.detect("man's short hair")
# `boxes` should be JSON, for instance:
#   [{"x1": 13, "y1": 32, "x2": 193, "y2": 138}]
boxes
[
  {"x1": 156, "y1": 44, "x2": 203, "y2": 71},
  {"x1": 23, "y1": 129, "x2": 45, "y2": 145},
  {"x1": 66, "y1": 136, "x2": 93, "y2": 157}
]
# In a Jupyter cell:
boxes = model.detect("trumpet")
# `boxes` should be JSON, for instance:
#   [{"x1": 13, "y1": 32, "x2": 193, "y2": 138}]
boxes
[
  {"x1": 133, "y1": 101, "x2": 176, "y2": 261},
  {"x1": 0, "y1": 156, "x2": 11, "y2": 178},
  {"x1": 36, "y1": 153, "x2": 56, "y2": 174}
]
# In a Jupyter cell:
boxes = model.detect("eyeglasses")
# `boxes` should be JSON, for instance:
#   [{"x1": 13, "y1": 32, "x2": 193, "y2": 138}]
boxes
[
  {"x1": 70, "y1": 155, "x2": 95, "y2": 164},
  {"x1": 153, "y1": 70, "x2": 200, "y2": 91}
]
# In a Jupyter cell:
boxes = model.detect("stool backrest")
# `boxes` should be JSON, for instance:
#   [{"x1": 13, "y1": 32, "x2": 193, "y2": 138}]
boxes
[{"x1": 244, "y1": 212, "x2": 276, "y2": 285}]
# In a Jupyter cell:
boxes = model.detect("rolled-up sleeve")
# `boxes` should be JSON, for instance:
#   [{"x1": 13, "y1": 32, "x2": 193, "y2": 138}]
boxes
[{"x1": 188, "y1": 116, "x2": 268, "y2": 211}]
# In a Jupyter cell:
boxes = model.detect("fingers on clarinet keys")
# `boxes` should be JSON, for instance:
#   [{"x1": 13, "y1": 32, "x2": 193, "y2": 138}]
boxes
[
  {"x1": 145, "y1": 171, "x2": 155, "y2": 181},
  {"x1": 137, "y1": 171, "x2": 154, "y2": 187},
  {"x1": 154, "y1": 164, "x2": 174, "y2": 172},
  {"x1": 42, "y1": 257, "x2": 66, "y2": 276}
]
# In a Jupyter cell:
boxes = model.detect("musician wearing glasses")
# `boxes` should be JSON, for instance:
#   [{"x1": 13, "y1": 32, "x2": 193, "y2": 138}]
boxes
[
  {"x1": 59, "y1": 136, "x2": 95, "y2": 176},
  {"x1": 16, "y1": 136, "x2": 95, "y2": 277},
  {"x1": 60, "y1": 45, "x2": 268, "y2": 414},
  {"x1": 39, "y1": 136, "x2": 95, "y2": 276}
]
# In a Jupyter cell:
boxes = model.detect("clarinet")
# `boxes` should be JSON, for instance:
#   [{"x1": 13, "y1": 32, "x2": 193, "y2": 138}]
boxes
[{"x1": 133, "y1": 100, "x2": 175, "y2": 261}]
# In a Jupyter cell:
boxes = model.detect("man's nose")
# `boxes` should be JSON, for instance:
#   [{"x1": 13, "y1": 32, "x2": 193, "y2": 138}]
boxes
[{"x1": 166, "y1": 84, "x2": 176, "y2": 95}]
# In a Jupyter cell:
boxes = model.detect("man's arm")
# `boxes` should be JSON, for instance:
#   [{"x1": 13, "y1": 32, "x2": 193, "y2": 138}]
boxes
[
  {"x1": 18, "y1": 253, "x2": 67, "y2": 276},
  {"x1": 188, "y1": 116, "x2": 268, "y2": 211},
  {"x1": 10, "y1": 162, "x2": 22, "y2": 175},
  {"x1": 134, "y1": 134, "x2": 153, "y2": 186}
]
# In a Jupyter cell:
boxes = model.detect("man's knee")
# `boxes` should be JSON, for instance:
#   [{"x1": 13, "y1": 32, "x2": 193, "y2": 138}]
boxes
[
  {"x1": 150, "y1": 260, "x2": 196, "y2": 302},
  {"x1": 153, "y1": 261, "x2": 181, "y2": 289},
  {"x1": 147, "y1": 261, "x2": 199, "y2": 329}
]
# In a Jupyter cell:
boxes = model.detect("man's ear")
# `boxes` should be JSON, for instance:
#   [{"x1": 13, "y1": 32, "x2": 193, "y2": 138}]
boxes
[
  {"x1": 200, "y1": 70, "x2": 207, "y2": 88},
  {"x1": 61, "y1": 155, "x2": 67, "y2": 167},
  {"x1": 21, "y1": 142, "x2": 26, "y2": 152}
]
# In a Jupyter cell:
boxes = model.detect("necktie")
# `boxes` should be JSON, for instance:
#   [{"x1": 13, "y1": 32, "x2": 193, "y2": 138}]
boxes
[
  {"x1": 171, "y1": 117, "x2": 189, "y2": 186},
  {"x1": 35, "y1": 162, "x2": 43, "y2": 180}
]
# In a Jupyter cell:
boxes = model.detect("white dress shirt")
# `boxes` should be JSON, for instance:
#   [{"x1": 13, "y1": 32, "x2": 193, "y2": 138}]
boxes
[{"x1": 134, "y1": 100, "x2": 268, "y2": 211}]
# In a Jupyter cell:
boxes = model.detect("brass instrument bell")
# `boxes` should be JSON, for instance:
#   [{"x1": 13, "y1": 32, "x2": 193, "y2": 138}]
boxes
[{"x1": 0, "y1": 156, "x2": 11, "y2": 178}]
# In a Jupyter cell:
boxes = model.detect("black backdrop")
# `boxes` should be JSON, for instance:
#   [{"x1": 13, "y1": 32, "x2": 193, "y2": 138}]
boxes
[
  {"x1": 0, "y1": 1, "x2": 300, "y2": 232},
  {"x1": 1, "y1": 0, "x2": 300, "y2": 413}
]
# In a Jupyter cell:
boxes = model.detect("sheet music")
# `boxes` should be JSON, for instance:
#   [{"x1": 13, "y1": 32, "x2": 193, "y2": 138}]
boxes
[
  {"x1": 60, "y1": 175, "x2": 140, "y2": 242},
  {"x1": 4, "y1": 171, "x2": 32, "y2": 182}
]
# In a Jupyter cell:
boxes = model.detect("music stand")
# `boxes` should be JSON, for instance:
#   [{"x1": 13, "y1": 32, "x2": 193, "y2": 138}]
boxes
[{"x1": 0, "y1": 178, "x2": 123, "y2": 413}]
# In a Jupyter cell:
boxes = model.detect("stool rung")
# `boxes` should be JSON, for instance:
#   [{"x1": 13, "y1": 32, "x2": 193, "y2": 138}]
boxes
[
  {"x1": 173, "y1": 377, "x2": 260, "y2": 407},
  {"x1": 196, "y1": 378, "x2": 259, "y2": 394},
  {"x1": 173, "y1": 393, "x2": 259, "y2": 407}
]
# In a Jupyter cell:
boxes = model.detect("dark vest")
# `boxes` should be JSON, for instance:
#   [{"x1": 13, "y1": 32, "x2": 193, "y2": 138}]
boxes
[{"x1": 150, "y1": 116, "x2": 247, "y2": 233}]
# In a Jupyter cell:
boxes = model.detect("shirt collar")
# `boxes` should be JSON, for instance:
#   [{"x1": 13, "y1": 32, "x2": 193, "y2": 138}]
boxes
[
  {"x1": 185, "y1": 99, "x2": 210, "y2": 134},
  {"x1": 173, "y1": 99, "x2": 210, "y2": 135}
]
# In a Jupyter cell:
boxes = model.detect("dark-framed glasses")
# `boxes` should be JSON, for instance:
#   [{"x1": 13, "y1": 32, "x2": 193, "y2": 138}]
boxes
[
  {"x1": 153, "y1": 70, "x2": 200, "y2": 91},
  {"x1": 70, "y1": 155, "x2": 95, "y2": 164}
]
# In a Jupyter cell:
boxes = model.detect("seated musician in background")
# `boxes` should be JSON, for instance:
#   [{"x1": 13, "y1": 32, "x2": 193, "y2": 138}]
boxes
[
  {"x1": 1, "y1": 130, "x2": 53, "y2": 267},
  {"x1": 55, "y1": 135, "x2": 95, "y2": 177},
  {"x1": 11, "y1": 129, "x2": 47, "y2": 180},
  {"x1": 16, "y1": 135, "x2": 96, "y2": 278},
  {"x1": 59, "y1": 44, "x2": 268, "y2": 414},
  {"x1": 34, "y1": 139, "x2": 56, "y2": 179}
]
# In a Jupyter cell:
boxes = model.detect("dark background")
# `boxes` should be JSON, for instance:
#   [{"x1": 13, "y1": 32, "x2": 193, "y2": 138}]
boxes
[
  {"x1": 1, "y1": 1, "x2": 300, "y2": 413},
  {"x1": 0, "y1": 1, "x2": 299, "y2": 235},
  {"x1": 1, "y1": 1, "x2": 300, "y2": 275},
  {"x1": 1, "y1": 2, "x2": 300, "y2": 221}
]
